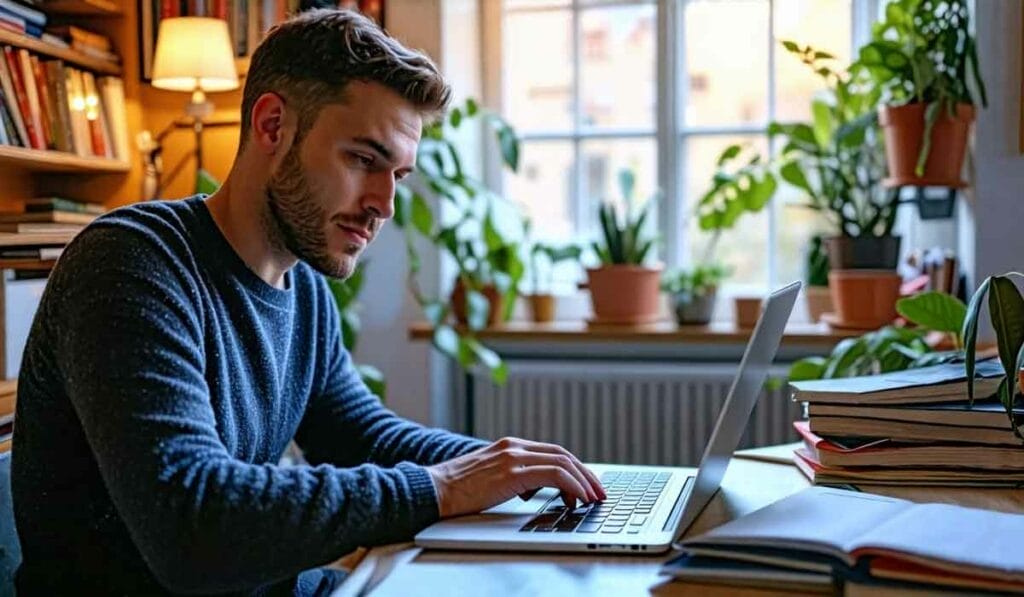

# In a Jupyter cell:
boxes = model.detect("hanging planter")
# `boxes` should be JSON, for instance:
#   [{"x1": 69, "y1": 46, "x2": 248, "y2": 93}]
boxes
[{"x1": 879, "y1": 102, "x2": 974, "y2": 188}]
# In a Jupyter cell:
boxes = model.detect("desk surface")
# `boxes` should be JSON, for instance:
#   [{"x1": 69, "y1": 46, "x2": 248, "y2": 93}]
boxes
[{"x1": 336, "y1": 450, "x2": 1024, "y2": 596}]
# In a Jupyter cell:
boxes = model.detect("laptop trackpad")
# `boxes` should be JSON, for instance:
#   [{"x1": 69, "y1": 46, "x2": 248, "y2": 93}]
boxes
[{"x1": 484, "y1": 487, "x2": 559, "y2": 515}]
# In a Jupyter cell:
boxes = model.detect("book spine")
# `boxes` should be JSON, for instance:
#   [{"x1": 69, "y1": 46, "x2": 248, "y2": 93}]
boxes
[
  {"x1": 47, "y1": 60, "x2": 74, "y2": 154},
  {"x1": 79, "y1": 72, "x2": 106, "y2": 157},
  {"x1": 18, "y1": 51, "x2": 46, "y2": 150},
  {"x1": 4, "y1": 48, "x2": 40, "y2": 150},
  {"x1": 160, "y1": 0, "x2": 178, "y2": 19},
  {"x1": 0, "y1": 57, "x2": 22, "y2": 146},
  {"x1": 30, "y1": 56, "x2": 56, "y2": 150},
  {"x1": 0, "y1": 94, "x2": 10, "y2": 145},
  {"x1": 212, "y1": 0, "x2": 228, "y2": 19},
  {"x1": 0, "y1": 0, "x2": 45, "y2": 28}
]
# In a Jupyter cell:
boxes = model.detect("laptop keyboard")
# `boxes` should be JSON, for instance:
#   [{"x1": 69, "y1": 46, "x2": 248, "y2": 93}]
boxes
[{"x1": 519, "y1": 471, "x2": 671, "y2": 534}]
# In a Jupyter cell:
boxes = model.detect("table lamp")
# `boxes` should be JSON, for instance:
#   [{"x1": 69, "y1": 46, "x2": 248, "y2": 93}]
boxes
[{"x1": 149, "y1": 16, "x2": 239, "y2": 175}]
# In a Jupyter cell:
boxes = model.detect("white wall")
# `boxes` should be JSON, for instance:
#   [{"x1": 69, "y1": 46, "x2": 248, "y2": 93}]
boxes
[
  {"x1": 962, "y1": 0, "x2": 1024, "y2": 292},
  {"x1": 355, "y1": 0, "x2": 483, "y2": 427}
]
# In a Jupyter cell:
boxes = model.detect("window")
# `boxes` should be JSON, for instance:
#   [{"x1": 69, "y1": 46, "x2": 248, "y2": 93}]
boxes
[{"x1": 492, "y1": 0, "x2": 873, "y2": 302}]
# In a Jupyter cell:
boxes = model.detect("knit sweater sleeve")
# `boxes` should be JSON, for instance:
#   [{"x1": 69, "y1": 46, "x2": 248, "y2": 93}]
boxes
[
  {"x1": 50, "y1": 227, "x2": 441, "y2": 594},
  {"x1": 294, "y1": 279, "x2": 487, "y2": 469}
]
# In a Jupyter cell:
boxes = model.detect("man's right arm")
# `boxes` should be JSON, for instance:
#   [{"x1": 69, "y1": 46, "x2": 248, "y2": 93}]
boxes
[{"x1": 49, "y1": 227, "x2": 439, "y2": 594}]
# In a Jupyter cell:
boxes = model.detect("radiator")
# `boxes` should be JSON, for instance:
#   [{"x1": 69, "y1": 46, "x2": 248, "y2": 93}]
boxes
[{"x1": 465, "y1": 361, "x2": 800, "y2": 467}]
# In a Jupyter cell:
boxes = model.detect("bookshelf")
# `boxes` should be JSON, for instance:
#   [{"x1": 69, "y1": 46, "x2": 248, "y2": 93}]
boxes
[
  {"x1": 0, "y1": 28, "x2": 121, "y2": 75},
  {"x1": 0, "y1": 145, "x2": 128, "y2": 173},
  {"x1": 38, "y1": 0, "x2": 123, "y2": 17}
]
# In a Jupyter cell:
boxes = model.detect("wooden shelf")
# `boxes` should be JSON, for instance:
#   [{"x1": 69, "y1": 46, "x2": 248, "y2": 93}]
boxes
[
  {"x1": 0, "y1": 145, "x2": 128, "y2": 173},
  {"x1": 41, "y1": 0, "x2": 123, "y2": 16},
  {"x1": 0, "y1": 28, "x2": 121, "y2": 75}
]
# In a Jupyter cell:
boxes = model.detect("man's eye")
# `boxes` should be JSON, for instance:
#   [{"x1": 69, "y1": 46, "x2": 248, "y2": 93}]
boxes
[{"x1": 353, "y1": 153, "x2": 373, "y2": 166}]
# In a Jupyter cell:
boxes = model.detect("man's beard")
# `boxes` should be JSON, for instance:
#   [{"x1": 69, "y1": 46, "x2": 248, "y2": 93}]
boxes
[{"x1": 264, "y1": 142, "x2": 369, "y2": 280}]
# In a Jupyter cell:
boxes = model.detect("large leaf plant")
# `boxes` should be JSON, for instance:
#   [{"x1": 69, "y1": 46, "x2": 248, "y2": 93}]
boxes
[{"x1": 393, "y1": 98, "x2": 525, "y2": 384}]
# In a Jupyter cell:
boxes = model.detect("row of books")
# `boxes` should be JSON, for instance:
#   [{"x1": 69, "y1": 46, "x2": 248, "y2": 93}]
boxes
[
  {"x1": 789, "y1": 359, "x2": 1018, "y2": 487},
  {"x1": 0, "y1": 45, "x2": 128, "y2": 160},
  {"x1": 0, "y1": 0, "x2": 120, "y2": 64},
  {"x1": 0, "y1": 0, "x2": 45, "y2": 38},
  {"x1": 152, "y1": 0, "x2": 383, "y2": 58},
  {"x1": 0, "y1": 378, "x2": 13, "y2": 453},
  {"x1": 0, "y1": 197, "x2": 101, "y2": 261}
]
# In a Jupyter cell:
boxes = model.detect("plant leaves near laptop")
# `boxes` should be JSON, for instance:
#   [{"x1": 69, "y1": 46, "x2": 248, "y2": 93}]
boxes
[
  {"x1": 393, "y1": 97, "x2": 524, "y2": 384},
  {"x1": 895, "y1": 291, "x2": 968, "y2": 349},
  {"x1": 961, "y1": 273, "x2": 1024, "y2": 436}
]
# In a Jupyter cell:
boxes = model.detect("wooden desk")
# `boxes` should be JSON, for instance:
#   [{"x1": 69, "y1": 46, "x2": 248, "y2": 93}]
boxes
[{"x1": 334, "y1": 450, "x2": 1024, "y2": 596}]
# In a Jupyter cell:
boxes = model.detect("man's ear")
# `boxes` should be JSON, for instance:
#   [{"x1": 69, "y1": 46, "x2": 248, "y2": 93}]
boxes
[{"x1": 249, "y1": 92, "x2": 293, "y2": 155}]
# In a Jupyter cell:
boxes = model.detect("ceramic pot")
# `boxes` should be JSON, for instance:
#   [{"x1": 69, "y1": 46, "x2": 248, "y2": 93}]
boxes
[
  {"x1": 828, "y1": 270, "x2": 901, "y2": 330},
  {"x1": 734, "y1": 296, "x2": 762, "y2": 328},
  {"x1": 824, "y1": 236, "x2": 902, "y2": 271},
  {"x1": 451, "y1": 278, "x2": 503, "y2": 327},
  {"x1": 879, "y1": 102, "x2": 974, "y2": 188},
  {"x1": 585, "y1": 265, "x2": 663, "y2": 324},
  {"x1": 528, "y1": 294, "x2": 556, "y2": 323},
  {"x1": 673, "y1": 286, "x2": 717, "y2": 325},
  {"x1": 805, "y1": 285, "x2": 833, "y2": 324}
]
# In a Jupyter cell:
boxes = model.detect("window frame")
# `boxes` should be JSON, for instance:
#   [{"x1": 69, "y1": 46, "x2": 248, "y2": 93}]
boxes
[{"x1": 484, "y1": 0, "x2": 882, "y2": 296}]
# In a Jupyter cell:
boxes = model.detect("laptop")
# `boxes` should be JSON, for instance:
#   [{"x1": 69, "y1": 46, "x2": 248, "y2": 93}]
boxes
[{"x1": 415, "y1": 281, "x2": 801, "y2": 555}]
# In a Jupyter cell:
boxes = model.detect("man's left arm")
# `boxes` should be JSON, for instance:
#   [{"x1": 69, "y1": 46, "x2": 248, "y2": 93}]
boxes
[{"x1": 295, "y1": 294, "x2": 485, "y2": 468}]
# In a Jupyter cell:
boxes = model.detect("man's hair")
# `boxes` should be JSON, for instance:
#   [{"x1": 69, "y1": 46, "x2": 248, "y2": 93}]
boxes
[{"x1": 239, "y1": 9, "x2": 451, "y2": 147}]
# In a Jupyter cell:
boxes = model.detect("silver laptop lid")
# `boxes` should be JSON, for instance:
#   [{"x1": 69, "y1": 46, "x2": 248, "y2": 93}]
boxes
[{"x1": 672, "y1": 281, "x2": 801, "y2": 542}]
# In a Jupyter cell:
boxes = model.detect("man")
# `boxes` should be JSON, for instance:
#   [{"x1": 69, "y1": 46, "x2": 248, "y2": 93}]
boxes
[{"x1": 11, "y1": 9, "x2": 603, "y2": 596}]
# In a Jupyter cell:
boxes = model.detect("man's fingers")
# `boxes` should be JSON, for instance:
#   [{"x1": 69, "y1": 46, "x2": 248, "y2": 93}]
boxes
[
  {"x1": 518, "y1": 488, "x2": 540, "y2": 501},
  {"x1": 502, "y1": 450, "x2": 597, "y2": 502},
  {"x1": 513, "y1": 440, "x2": 606, "y2": 500},
  {"x1": 515, "y1": 466, "x2": 588, "y2": 508}
]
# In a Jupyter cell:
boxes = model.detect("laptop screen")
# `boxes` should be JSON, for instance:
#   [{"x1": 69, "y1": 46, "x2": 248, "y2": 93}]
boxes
[{"x1": 673, "y1": 281, "x2": 801, "y2": 539}]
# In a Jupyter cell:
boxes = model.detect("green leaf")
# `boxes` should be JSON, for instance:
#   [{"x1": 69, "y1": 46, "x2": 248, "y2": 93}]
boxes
[
  {"x1": 789, "y1": 357, "x2": 827, "y2": 382},
  {"x1": 393, "y1": 185, "x2": 411, "y2": 227},
  {"x1": 895, "y1": 291, "x2": 968, "y2": 334},
  {"x1": 916, "y1": 101, "x2": 942, "y2": 176},
  {"x1": 410, "y1": 192, "x2": 434, "y2": 236},
  {"x1": 716, "y1": 144, "x2": 742, "y2": 166},
  {"x1": 779, "y1": 160, "x2": 812, "y2": 194},
  {"x1": 781, "y1": 40, "x2": 799, "y2": 53},
  {"x1": 465, "y1": 98, "x2": 479, "y2": 116},
  {"x1": 824, "y1": 338, "x2": 867, "y2": 378},
  {"x1": 813, "y1": 50, "x2": 834, "y2": 60},
  {"x1": 960, "y1": 275, "x2": 990, "y2": 405},
  {"x1": 618, "y1": 169, "x2": 636, "y2": 203},
  {"x1": 496, "y1": 125, "x2": 520, "y2": 172},
  {"x1": 357, "y1": 363, "x2": 387, "y2": 399},
  {"x1": 989, "y1": 276, "x2": 1024, "y2": 396},
  {"x1": 449, "y1": 107, "x2": 463, "y2": 128},
  {"x1": 811, "y1": 100, "x2": 833, "y2": 147},
  {"x1": 433, "y1": 325, "x2": 460, "y2": 359}
]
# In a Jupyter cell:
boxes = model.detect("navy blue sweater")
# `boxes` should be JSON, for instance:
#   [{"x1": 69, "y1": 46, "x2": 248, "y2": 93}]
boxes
[{"x1": 11, "y1": 196, "x2": 484, "y2": 595}]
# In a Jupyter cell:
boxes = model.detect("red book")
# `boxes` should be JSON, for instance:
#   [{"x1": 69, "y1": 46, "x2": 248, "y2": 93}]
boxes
[
  {"x1": 160, "y1": 0, "x2": 179, "y2": 18},
  {"x1": 2, "y1": 47, "x2": 40, "y2": 149},
  {"x1": 30, "y1": 56, "x2": 54, "y2": 149},
  {"x1": 211, "y1": 0, "x2": 228, "y2": 19}
]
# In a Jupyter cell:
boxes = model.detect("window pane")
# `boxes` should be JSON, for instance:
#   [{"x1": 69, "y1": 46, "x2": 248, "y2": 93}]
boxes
[
  {"x1": 774, "y1": 190, "x2": 833, "y2": 288},
  {"x1": 579, "y1": 137, "x2": 658, "y2": 241},
  {"x1": 505, "y1": 10, "x2": 574, "y2": 132},
  {"x1": 506, "y1": 141, "x2": 576, "y2": 242},
  {"x1": 684, "y1": 135, "x2": 769, "y2": 289},
  {"x1": 580, "y1": 4, "x2": 657, "y2": 129},
  {"x1": 774, "y1": 0, "x2": 852, "y2": 122},
  {"x1": 684, "y1": 0, "x2": 769, "y2": 127},
  {"x1": 506, "y1": 0, "x2": 569, "y2": 9}
]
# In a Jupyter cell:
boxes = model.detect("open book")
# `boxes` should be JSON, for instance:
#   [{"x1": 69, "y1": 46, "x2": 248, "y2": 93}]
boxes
[{"x1": 664, "y1": 487, "x2": 1024, "y2": 593}]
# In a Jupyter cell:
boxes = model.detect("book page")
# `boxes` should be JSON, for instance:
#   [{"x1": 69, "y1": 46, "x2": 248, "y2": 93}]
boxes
[
  {"x1": 852, "y1": 503, "x2": 1024, "y2": 581},
  {"x1": 682, "y1": 487, "x2": 911, "y2": 565}
]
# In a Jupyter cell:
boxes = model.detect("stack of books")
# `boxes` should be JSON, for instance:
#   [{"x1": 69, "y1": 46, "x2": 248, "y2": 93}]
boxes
[
  {"x1": 0, "y1": 0, "x2": 45, "y2": 39},
  {"x1": 0, "y1": 197, "x2": 102, "y2": 261},
  {"x1": 789, "y1": 360, "x2": 1020, "y2": 487},
  {"x1": 0, "y1": 43, "x2": 128, "y2": 160},
  {"x1": 46, "y1": 25, "x2": 119, "y2": 64},
  {"x1": 0, "y1": 378, "x2": 12, "y2": 453}
]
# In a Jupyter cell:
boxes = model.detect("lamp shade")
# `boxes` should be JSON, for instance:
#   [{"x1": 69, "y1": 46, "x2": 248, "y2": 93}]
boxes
[{"x1": 152, "y1": 17, "x2": 239, "y2": 93}]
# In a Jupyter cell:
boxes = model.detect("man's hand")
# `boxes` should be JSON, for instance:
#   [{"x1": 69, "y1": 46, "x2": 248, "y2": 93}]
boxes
[{"x1": 426, "y1": 437, "x2": 607, "y2": 518}]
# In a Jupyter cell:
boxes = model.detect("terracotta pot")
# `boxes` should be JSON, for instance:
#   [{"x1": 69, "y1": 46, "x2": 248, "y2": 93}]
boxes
[
  {"x1": 528, "y1": 294, "x2": 556, "y2": 323},
  {"x1": 585, "y1": 264, "x2": 663, "y2": 324},
  {"x1": 824, "y1": 236, "x2": 902, "y2": 270},
  {"x1": 879, "y1": 102, "x2": 975, "y2": 188},
  {"x1": 805, "y1": 285, "x2": 833, "y2": 323},
  {"x1": 673, "y1": 286, "x2": 717, "y2": 325},
  {"x1": 450, "y1": 278, "x2": 503, "y2": 327},
  {"x1": 734, "y1": 296, "x2": 762, "y2": 328},
  {"x1": 828, "y1": 270, "x2": 901, "y2": 330}
]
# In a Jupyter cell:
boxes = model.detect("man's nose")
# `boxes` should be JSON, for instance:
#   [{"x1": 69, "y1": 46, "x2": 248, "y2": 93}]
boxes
[{"x1": 362, "y1": 170, "x2": 396, "y2": 220}]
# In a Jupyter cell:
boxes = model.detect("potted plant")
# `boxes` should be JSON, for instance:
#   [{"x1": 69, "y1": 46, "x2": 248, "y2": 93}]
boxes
[
  {"x1": 662, "y1": 264, "x2": 730, "y2": 325},
  {"x1": 805, "y1": 235, "x2": 832, "y2": 323},
  {"x1": 586, "y1": 169, "x2": 661, "y2": 324},
  {"x1": 526, "y1": 239, "x2": 581, "y2": 323},
  {"x1": 962, "y1": 273, "x2": 1024, "y2": 437},
  {"x1": 771, "y1": 42, "x2": 900, "y2": 330},
  {"x1": 680, "y1": 143, "x2": 775, "y2": 326},
  {"x1": 857, "y1": 0, "x2": 987, "y2": 187},
  {"x1": 393, "y1": 98, "x2": 525, "y2": 383}
]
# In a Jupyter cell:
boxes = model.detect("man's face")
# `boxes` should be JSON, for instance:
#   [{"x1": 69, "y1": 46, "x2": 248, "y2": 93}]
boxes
[{"x1": 264, "y1": 81, "x2": 421, "y2": 279}]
